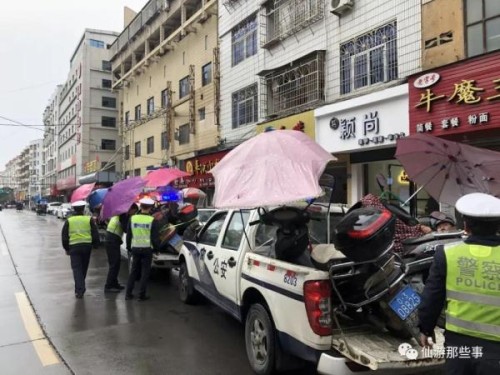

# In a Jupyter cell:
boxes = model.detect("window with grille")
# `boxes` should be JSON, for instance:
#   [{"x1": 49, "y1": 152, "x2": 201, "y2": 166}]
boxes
[
  {"x1": 147, "y1": 97, "x2": 155, "y2": 115},
  {"x1": 134, "y1": 168, "x2": 141, "y2": 176},
  {"x1": 232, "y1": 15, "x2": 258, "y2": 66},
  {"x1": 102, "y1": 79, "x2": 112, "y2": 88},
  {"x1": 264, "y1": 0, "x2": 324, "y2": 46},
  {"x1": 466, "y1": 0, "x2": 500, "y2": 57},
  {"x1": 232, "y1": 83, "x2": 258, "y2": 128},
  {"x1": 202, "y1": 63, "x2": 212, "y2": 86},
  {"x1": 340, "y1": 21, "x2": 398, "y2": 95},
  {"x1": 147, "y1": 136, "x2": 154, "y2": 154},
  {"x1": 199, "y1": 107, "x2": 206, "y2": 120},
  {"x1": 178, "y1": 124, "x2": 190, "y2": 145},
  {"x1": 125, "y1": 111, "x2": 130, "y2": 126},
  {"x1": 125, "y1": 145, "x2": 130, "y2": 160},
  {"x1": 161, "y1": 89, "x2": 168, "y2": 108},
  {"x1": 161, "y1": 131, "x2": 168, "y2": 150},
  {"x1": 135, "y1": 141, "x2": 141, "y2": 157},
  {"x1": 179, "y1": 76, "x2": 190, "y2": 99},
  {"x1": 101, "y1": 116, "x2": 116, "y2": 127},
  {"x1": 135, "y1": 105, "x2": 141, "y2": 120},
  {"x1": 102, "y1": 97, "x2": 116, "y2": 108},
  {"x1": 102, "y1": 60, "x2": 112, "y2": 71},
  {"x1": 101, "y1": 139, "x2": 116, "y2": 151},
  {"x1": 264, "y1": 51, "x2": 325, "y2": 118}
]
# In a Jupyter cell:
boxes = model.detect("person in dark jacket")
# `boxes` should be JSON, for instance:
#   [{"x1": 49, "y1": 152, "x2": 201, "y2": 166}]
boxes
[
  {"x1": 125, "y1": 198, "x2": 160, "y2": 301},
  {"x1": 418, "y1": 193, "x2": 500, "y2": 374},
  {"x1": 61, "y1": 200, "x2": 100, "y2": 298}
]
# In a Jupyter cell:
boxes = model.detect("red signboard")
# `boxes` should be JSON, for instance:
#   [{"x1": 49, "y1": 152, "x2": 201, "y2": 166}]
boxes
[
  {"x1": 175, "y1": 150, "x2": 229, "y2": 189},
  {"x1": 56, "y1": 176, "x2": 77, "y2": 190},
  {"x1": 409, "y1": 51, "x2": 500, "y2": 137}
]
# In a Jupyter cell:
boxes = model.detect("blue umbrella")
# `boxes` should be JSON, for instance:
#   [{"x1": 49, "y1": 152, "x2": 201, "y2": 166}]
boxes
[{"x1": 88, "y1": 188, "x2": 108, "y2": 210}]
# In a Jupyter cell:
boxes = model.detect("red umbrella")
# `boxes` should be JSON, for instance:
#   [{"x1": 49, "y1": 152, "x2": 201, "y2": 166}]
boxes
[
  {"x1": 143, "y1": 167, "x2": 190, "y2": 188},
  {"x1": 70, "y1": 183, "x2": 95, "y2": 203},
  {"x1": 395, "y1": 134, "x2": 500, "y2": 205}
]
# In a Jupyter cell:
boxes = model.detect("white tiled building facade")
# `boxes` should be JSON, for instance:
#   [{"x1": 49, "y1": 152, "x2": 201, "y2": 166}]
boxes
[{"x1": 218, "y1": 0, "x2": 421, "y2": 143}]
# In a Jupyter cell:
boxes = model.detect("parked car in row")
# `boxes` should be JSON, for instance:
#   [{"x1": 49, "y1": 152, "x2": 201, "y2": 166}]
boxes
[
  {"x1": 56, "y1": 203, "x2": 73, "y2": 219},
  {"x1": 46, "y1": 202, "x2": 62, "y2": 215}
]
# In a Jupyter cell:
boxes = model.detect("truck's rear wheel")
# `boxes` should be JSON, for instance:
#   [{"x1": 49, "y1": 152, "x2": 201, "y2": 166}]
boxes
[
  {"x1": 245, "y1": 304, "x2": 277, "y2": 375},
  {"x1": 178, "y1": 262, "x2": 197, "y2": 304}
]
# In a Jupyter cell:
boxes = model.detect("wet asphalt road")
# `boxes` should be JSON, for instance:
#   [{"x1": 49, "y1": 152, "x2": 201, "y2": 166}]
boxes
[{"x1": 0, "y1": 209, "x2": 276, "y2": 375}]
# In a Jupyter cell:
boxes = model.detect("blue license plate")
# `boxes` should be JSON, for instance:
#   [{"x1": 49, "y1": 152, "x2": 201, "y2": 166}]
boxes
[{"x1": 389, "y1": 285, "x2": 421, "y2": 320}]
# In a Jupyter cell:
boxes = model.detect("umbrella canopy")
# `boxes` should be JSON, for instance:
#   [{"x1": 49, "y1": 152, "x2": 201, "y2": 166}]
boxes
[
  {"x1": 211, "y1": 130, "x2": 336, "y2": 208},
  {"x1": 70, "y1": 183, "x2": 95, "y2": 203},
  {"x1": 182, "y1": 187, "x2": 206, "y2": 199},
  {"x1": 101, "y1": 177, "x2": 146, "y2": 220},
  {"x1": 143, "y1": 167, "x2": 190, "y2": 188},
  {"x1": 88, "y1": 188, "x2": 108, "y2": 210},
  {"x1": 395, "y1": 134, "x2": 500, "y2": 205}
]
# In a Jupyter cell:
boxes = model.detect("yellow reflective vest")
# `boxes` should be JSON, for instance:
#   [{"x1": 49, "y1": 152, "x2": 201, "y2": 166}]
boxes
[
  {"x1": 130, "y1": 214, "x2": 154, "y2": 248},
  {"x1": 107, "y1": 216, "x2": 123, "y2": 237},
  {"x1": 68, "y1": 215, "x2": 92, "y2": 246},
  {"x1": 445, "y1": 242, "x2": 500, "y2": 342}
]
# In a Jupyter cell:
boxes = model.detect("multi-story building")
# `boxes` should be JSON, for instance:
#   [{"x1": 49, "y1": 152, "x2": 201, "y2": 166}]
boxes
[
  {"x1": 42, "y1": 85, "x2": 62, "y2": 200},
  {"x1": 111, "y1": 0, "x2": 219, "y2": 181},
  {"x1": 29, "y1": 139, "x2": 44, "y2": 206},
  {"x1": 18, "y1": 147, "x2": 30, "y2": 202},
  {"x1": 56, "y1": 29, "x2": 121, "y2": 199},
  {"x1": 3, "y1": 157, "x2": 20, "y2": 194},
  {"x1": 219, "y1": 1, "x2": 421, "y2": 204}
]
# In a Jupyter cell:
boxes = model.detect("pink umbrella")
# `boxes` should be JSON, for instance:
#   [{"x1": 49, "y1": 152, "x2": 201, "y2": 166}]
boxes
[
  {"x1": 395, "y1": 134, "x2": 500, "y2": 205},
  {"x1": 143, "y1": 167, "x2": 191, "y2": 188},
  {"x1": 70, "y1": 183, "x2": 95, "y2": 203},
  {"x1": 211, "y1": 130, "x2": 336, "y2": 208}
]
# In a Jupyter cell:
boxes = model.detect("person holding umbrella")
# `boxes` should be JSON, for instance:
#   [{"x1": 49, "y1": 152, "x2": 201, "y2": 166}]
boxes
[
  {"x1": 418, "y1": 193, "x2": 500, "y2": 374},
  {"x1": 125, "y1": 197, "x2": 159, "y2": 301},
  {"x1": 61, "y1": 200, "x2": 100, "y2": 299}
]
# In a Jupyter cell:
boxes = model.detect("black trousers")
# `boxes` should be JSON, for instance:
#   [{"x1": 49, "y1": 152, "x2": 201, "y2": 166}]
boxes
[
  {"x1": 69, "y1": 245, "x2": 92, "y2": 295},
  {"x1": 445, "y1": 358, "x2": 500, "y2": 374},
  {"x1": 445, "y1": 332, "x2": 500, "y2": 375},
  {"x1": 105, "y1": 236, "x2": 122, "y2": 288},
  {"x1": 126, "y1": 248, "x2": 153, "y2": 297}
]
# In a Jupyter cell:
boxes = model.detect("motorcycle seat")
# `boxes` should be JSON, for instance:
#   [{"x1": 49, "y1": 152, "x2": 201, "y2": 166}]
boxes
[{"x1": 311, "y1": 244, "x2": 347, "y2": 270}]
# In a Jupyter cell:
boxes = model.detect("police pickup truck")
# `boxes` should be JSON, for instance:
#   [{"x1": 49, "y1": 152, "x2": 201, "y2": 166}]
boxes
[{"x1": 177, "y1": 208, "x2": 444, "y2": 374}]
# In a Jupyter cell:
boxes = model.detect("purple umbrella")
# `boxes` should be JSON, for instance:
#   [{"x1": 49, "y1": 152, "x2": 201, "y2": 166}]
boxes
[{"x1": 101, "y1": 177, "x2": 146, "y2": 220}]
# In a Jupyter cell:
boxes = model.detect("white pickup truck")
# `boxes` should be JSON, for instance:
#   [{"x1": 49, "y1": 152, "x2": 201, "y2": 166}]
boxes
[{"x1": 177, "y1": 208, "x2": 444, "y2": 375}]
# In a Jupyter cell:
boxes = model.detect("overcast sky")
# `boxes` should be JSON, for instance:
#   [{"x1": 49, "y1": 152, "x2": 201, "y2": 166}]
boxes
[{"x1": 0, "y1": 0, "x2": 148, "y2": 169}]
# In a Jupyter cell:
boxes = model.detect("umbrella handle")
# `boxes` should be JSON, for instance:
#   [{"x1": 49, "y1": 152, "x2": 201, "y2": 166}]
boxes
[{"x1": 403, "y1": 185, "x2": 426, "y2": 206}]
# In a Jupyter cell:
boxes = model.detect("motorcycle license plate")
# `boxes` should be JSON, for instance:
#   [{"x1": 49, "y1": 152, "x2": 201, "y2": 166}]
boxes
[{"x1": 389, "y1": 285, "x2": 421, "y2": 321}]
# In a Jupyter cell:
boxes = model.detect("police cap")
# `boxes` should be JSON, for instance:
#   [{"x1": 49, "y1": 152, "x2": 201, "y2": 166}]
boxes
[
  {"x1": 455, "y1": 193, "x2": 500, "y2": 220},
  {"x1": 71, "y1": 200, "x2": 87, "y2": 208},
  {"x1": 139, "y1": 197, "x2": 155, "y2": 206}
]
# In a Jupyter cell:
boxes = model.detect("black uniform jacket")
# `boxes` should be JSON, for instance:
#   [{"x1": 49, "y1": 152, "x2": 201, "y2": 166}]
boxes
[
  {"x1": 61, "y1": 215, "x2": 101, "y2": 251},
  {"x1": 418, "y1": 234, "x2": 500, "y2": 358}
]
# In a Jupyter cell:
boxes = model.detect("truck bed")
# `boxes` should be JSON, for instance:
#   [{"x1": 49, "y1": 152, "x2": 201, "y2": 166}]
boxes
[{"x1": 331, "y1": 325, "x2": 444, "y2": 370}]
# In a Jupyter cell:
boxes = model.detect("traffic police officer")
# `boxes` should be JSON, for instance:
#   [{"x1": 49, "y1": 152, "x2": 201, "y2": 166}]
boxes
[
  {"x1": 125, "y1": 197, "x2": 159, "y2": 301},
  {"x1": 104, "y1": 214, "x2": 126, "y2": 292},
  {"x1": 61, "y1": 200, "x2": 100, "y2": 298},
  {"x1": 419, "y1": 193, "x2": 500, "y2": 374}
]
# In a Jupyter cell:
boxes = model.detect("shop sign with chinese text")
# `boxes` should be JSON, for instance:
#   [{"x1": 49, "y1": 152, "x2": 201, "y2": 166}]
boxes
[
  {"x1": 409, "y1": 51, "x2": 500, "y2": 135},
  {"x1": 315, "y1": 84, "x2": 409, "y2": 153},
  {"x1": 174, "y1": 150, "x2": 229, "y2": 189}
]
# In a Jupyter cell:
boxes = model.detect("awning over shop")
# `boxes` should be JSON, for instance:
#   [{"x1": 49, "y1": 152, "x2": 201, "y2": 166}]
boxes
[{"x1": 78, "y1": 171, "x2": 117, "y2": 185}]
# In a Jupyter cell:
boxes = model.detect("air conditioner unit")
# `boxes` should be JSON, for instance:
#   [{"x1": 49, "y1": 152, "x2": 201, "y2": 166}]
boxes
[
  {"x1": 330, "y1": 0, "x2": 354, "y2": 16},
  {"x1": 163, "y1": 0, "x2": 170, "y2": 12},
  {"x1": 198, "y1": 12, "x2": 209, "y2": 24}
]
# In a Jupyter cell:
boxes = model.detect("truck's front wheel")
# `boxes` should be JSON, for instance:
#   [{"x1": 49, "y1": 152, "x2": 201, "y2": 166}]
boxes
[
  {"x1": 245, "y1": 304, "x2": 277, "y2": 375},
  {"x1": 178, "y1": 262, "x2": 197, "y2": 304}
]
